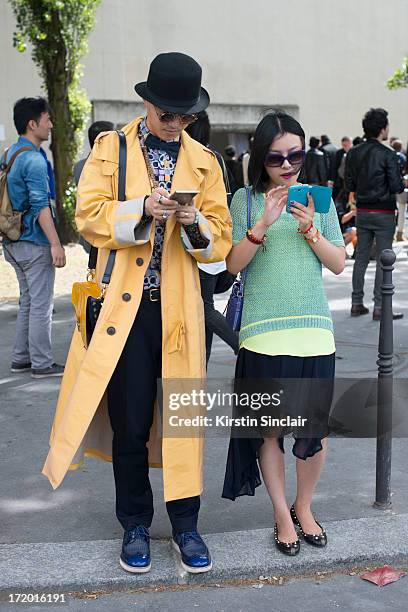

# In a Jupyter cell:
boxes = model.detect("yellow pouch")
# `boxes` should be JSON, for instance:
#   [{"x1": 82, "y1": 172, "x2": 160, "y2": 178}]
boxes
[{"x1": 72, "y1": 274, "x2": 102, "y2": 348}]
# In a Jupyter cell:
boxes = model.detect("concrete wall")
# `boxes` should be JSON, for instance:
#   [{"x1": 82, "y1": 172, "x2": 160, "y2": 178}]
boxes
[{"x1": 1, "y1": 0, "x2": 408, "y2": 154}]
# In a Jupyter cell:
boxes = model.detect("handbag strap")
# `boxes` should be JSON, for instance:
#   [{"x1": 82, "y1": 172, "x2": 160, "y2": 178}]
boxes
[
  {"x1": 240, "y1": 186, "x2": 252, "y2": 287},
  {"x1": 88, "y1": 130, "x2": 127, "y2": 284}
]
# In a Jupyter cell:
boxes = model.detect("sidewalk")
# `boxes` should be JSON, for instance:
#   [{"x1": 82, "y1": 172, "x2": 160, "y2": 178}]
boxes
[
  {"x1": 1, "y1": 515, "x2": 407, "y2": 593},
  {"x1": 0, "y1": 253, "x2": 407, "y2": 595}
]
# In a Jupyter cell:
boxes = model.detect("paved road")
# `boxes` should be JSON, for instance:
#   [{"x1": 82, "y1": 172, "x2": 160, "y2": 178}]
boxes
[{"x1": 1, "y1": 569, "x2": 407, "y2": 612}]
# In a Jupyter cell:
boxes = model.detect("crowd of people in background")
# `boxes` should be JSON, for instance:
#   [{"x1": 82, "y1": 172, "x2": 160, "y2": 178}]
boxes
[
  {"x1": 196, "y1": 108, "x2": 405, "y2": 326},
  {"x1": 227, "y1": 127, "x2": 408, "y2": 254}
]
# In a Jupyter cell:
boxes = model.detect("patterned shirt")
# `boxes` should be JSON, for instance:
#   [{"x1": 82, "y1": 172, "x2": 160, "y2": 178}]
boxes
[
  {"x1": 138, "y1": 119, "x2": 209, "y2": 289},
  {"x1": 138, "y1": 118, "x2": 177, "y2": 289}
]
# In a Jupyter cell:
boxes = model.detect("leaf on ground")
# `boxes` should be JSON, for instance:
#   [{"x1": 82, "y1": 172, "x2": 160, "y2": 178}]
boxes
[{"x1": 360, "y1": 565, "x2": 406, "y2": 586}]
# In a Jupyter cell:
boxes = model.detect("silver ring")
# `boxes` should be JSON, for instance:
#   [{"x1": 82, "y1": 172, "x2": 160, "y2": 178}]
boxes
[
  {"x1": 184, "y1": 212, "x2": 188, "y2": 217},
  {"x1": 162, "y1": 212, "x2": 167, "y2": 220},
  {"x1": 158, "y1": 195, "x2": 164, "y2": 204}
]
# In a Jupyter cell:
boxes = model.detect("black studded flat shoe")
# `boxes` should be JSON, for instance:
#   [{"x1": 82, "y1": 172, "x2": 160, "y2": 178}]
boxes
[
  {"x1": 273, "y1": 523, "x2": 300, "y2": 556},
  {"x1": 290, "y1": 505, "x2": 327, "y2": 547}
]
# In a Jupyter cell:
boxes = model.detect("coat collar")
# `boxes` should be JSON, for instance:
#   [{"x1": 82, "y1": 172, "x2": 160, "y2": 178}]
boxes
[
  {"x1": 123, "y1": 116, "x2": 213, "y2": 171},
  {"x1": 95, "y1": 117, "x2": 214, "y2": 243},
  {"x1": 97, "y1": 116, "x2": 214, "y2": 174}
]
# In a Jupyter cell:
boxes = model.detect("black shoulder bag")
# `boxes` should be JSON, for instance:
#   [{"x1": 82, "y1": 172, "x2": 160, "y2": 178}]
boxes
[{"x1": 72, "y1": 130, "x2": 127, "y2": 348}]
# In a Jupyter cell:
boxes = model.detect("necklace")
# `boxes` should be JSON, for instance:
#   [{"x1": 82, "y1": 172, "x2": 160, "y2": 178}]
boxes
[
  {"x1": 141, "y1": 143, "x2": 159, "y2": 191},
  {"x1": 139, "y1": 135, "x2": 166, "y2": 226}
]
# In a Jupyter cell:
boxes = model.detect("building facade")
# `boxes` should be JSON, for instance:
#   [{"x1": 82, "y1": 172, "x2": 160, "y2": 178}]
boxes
[{"x1": 1, "y1": 0, "x2": 408, "y2": 156}]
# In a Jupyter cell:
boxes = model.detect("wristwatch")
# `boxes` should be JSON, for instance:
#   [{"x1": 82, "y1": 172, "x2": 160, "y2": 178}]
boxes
[{"x1": 304, "y1": 228, "x2": 321, "y2": 244}]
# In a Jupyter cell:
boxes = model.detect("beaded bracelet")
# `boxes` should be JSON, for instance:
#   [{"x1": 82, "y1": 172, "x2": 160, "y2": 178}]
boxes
[{"x1": 246, "y1": 229, "x2": 267, "y2": 251}]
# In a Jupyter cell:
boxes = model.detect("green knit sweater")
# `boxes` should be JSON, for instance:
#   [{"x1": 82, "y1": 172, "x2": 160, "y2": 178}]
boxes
[{"x1": 231, "y1": 188, "x2": 344, "y2": 344}]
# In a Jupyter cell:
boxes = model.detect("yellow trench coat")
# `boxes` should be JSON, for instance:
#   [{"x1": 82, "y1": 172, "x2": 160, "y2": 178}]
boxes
[{"x1": 42, "y1": 117, "x2": 232, "y2": 501}]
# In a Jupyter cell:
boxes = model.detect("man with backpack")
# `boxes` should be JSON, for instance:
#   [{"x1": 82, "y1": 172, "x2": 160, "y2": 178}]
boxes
[{"x1": 1, "y1": 97, "x2": 65, "y2": 378}]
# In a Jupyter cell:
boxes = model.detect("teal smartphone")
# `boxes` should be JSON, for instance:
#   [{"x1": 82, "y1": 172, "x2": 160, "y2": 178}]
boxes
[
  {"x1": 286, "y1": 185, "x2": 310, "y2": 213},
  {"x1": 287, "y1": 184, "x2": 332, "y2": 214},
  {"x1": 310, "y1": 185, "x2": 332, "y2": 213}
]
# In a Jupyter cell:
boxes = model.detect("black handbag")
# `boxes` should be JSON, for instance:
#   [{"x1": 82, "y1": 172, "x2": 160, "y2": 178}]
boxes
[
  {"x1": 73, "y1": 130, "x2": 127, "y2": 347},
  {"x1": 224, "y1": 187, "x2": 252, "y2": 331}
]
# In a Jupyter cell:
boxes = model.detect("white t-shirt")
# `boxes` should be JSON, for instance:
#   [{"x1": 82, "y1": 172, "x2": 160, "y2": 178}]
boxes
[{"x1": 198, "y1": 261, "x2": 227, "y2": 275}]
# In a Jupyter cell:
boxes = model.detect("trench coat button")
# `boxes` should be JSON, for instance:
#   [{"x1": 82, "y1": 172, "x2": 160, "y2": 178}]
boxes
[
  {"x1": 107, "y1": 326, "x2": 116, "y2": 335},
  {"x1": 136, "y1": 257, "x2": 144, "y2": 266},
  {"x1": 122, "y1": 293, "x2": 131, "y2": 302}
]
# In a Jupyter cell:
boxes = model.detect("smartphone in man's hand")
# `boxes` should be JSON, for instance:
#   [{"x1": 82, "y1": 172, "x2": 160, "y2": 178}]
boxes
[{"x1": 169, "y1": 190, "x2": 199, "y2": 206}]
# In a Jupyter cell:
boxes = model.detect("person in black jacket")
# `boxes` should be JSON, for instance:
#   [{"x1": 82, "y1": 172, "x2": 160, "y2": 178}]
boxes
[
  {"x1": 320, "y1": 134, "x2": 338, "y2": 183},
  {"x1": 332, "y1": 136, "x2": 353, "y2": 201},
  {"x1": 345, "y1": 107, "x2": 404, "y2": 320},
  {"x1": 304, "y1": 136, "x2": 328, "y2": 185},
  {"x1": 224, "y1": 145, "x2": 240, "y2": 194}
]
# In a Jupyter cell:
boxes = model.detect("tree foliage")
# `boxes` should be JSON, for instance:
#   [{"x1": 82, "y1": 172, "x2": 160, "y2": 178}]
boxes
[
  {"x1": 387, "y1": 57, "x2": 408, "y2": 90},
  {"x1": 9, "y1": 0, "x2": 101, "y2": 242}
]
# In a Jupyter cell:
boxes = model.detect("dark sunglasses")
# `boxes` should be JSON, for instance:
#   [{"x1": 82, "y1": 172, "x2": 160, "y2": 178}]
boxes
[
  {"x1": 264, "y1": 149, "x2": 306, "y2": 167},
  {"x1": 155, "y1": 107, "x2": 198, "y2": 125}
]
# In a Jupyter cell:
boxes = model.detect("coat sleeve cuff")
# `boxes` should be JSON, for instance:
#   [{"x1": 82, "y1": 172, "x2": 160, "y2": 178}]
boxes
[
  {"x1": 113, "y1": 197, "x2": 153, "y2": 246},
  {"x1": 180, "y1": 210, "x2": 213, "y2": 260}
]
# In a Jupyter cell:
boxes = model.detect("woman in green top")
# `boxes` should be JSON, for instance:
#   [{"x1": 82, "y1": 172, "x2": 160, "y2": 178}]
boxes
[{"x1": 222, "y1": 112, "x2": 345, "y2": 556}]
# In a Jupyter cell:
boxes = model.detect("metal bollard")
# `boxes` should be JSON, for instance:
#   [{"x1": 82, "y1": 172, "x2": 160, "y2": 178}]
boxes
[{"x1": 374, "y1": 249, "x2": 395, "y2": 508}]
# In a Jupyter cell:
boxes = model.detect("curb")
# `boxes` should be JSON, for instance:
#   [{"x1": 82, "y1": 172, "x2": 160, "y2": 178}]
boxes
[{"x1": 1, "y1": 514, "x2": 407, "y2": 596}]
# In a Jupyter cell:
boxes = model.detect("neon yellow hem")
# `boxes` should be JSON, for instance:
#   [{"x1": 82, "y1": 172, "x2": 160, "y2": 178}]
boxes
[
  {"x1": 240, "y1": 314, "x2": 332, "y2": 333},
  {"x1": 241, "y1": 328, "x2": 335, "y2": 357}
]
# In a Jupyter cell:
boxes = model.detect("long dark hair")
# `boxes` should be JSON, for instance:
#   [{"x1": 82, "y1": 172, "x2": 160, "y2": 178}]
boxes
[{"x1": 249, "y1": 111, "x2": 305, "y2": 194}]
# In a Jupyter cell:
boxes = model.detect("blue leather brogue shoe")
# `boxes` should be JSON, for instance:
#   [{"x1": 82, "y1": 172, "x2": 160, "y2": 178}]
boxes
[
  {"x1": 172, "y1": 530, "x2": 212, "y2": 573},
  {"x1": 120, "y1": 526, "x2": 151, "y2": 573}
]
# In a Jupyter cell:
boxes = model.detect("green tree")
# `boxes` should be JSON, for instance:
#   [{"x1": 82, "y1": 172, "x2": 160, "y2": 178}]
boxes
[
  {"x1": 387, "y1": 57, "x2": 408, "y2": 90},
  {"x1": 9, "y1": 0, "x2": 101, "y2": 242}
]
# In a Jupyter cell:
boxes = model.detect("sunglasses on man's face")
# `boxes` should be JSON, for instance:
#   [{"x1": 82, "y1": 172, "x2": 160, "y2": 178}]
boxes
[
  {"x1": 264, "y1": 149, "x2": 306, "y2": 168},
  {"x1": 155, "y1": 107, "x2": 198, "y2": 125}
]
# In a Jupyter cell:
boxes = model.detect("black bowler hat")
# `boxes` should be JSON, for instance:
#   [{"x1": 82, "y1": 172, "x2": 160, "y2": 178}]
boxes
[{"x1": 134, "y1": 52, "x2": 210, "y2": 114}]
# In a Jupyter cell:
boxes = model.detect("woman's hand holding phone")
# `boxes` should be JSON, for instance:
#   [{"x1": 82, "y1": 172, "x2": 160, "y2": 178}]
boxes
[
  {"x1": 290, "y1": 192, "x2": 315, "y2": 233},
  {"x1": 261, "y1": 186, "x2": 288, "y2": 228}
]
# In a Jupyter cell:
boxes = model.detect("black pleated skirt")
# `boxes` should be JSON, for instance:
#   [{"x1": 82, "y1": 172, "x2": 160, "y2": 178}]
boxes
[{"x1": 222, "y1": 348, "x2": 335, "y2": 501}]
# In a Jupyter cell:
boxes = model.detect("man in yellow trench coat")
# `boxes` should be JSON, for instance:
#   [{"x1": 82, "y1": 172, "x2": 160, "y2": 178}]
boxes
[{"x1": 42, "y1": 53, "x2": 232, "y2": 574}]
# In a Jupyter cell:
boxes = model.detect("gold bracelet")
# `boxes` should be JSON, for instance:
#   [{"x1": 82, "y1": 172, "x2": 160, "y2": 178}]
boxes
[{"x1": 304, "y1": 228, "x2": 321, "y2": 244}]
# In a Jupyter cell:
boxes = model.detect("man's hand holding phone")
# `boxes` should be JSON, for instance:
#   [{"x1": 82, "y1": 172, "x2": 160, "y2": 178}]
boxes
[
  {"x1": 144, "y1": 188, "x2": 178, "y2": 221},
  {"x1": 171, "y1": 190, "x2": 200, "y2": 226},
  {"x1": 144, "y1": 189, "x2": 200, "y2": 225}
]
